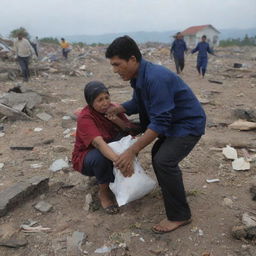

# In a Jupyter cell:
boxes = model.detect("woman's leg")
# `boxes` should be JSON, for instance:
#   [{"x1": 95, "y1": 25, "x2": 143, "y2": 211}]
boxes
[{"x1": 82, "y1": 149, "x2": 118, "y2": 213}]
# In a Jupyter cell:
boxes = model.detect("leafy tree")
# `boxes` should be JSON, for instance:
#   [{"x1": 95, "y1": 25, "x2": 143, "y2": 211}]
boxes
[
  {"x1": 72, "y1": 42, "x2": 86, "y2": 47},
  {"x1": 39, "y1": 37, "x2": 59, "y2": 44},
  {"x1": 9, "y1": 27, "x2": 30, "y2": 39},
  {"x1": 219, "y1": 34, "x2": 256, "y2": 47}
]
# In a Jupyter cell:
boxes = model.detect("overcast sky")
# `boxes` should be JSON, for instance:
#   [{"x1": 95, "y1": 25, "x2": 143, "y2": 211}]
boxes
[{"x1": 1, "y1": 0, "x2": 256, "y2": 38}]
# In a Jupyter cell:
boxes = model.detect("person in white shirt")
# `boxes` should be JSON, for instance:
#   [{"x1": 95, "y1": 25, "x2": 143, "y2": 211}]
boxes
[{"x1": 14, "y1": 33, "x2": 35, "y2": 82}]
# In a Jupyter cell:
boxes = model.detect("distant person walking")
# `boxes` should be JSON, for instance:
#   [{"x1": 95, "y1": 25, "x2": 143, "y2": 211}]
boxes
[
  {"x1": 191, "y1": 35, "x2": 214, "y2": 78},
  {"x1": 31, "y1": 36, "x2": 39, "y2": 57},
  {"x1": 14, "y1": 33, "x2": 35, "y2": 82},
  {"x1": 171, "y1": 32, "x2": 187, "y2": 74},
  {"x1": 60, "y1": 38, "x2": 71, "y2": 59}
]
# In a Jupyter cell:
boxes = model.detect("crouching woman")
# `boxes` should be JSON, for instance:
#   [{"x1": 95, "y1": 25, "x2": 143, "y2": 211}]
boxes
[{"x1": 72, "y1": 81, "x2": 135, "y2": 214}]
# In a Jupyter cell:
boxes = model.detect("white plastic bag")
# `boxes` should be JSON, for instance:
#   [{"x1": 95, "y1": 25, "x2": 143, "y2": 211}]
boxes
[{"x1": 109, "y1": 135, "x2": 156, "y2": 206}]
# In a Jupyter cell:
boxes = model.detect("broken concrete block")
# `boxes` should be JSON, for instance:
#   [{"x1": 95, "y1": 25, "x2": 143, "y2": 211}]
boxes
[
  {"x1": 0, "y1": 176, "x2": 49, "y2": 217},
  {"x1": 242, "y1": 213, "x2": 256, "y2": 228},
  {"x1": 0, "y1": 103, "x2": 32, "y2": 120},
  {"x1": 49, "y1": 158, "x2": 69, "y2": 172},
  {"x1": 67, "y1": 231, "x2": 86, "y2": 256},
  {"x1": 0, "y1": 237, "x2": 28, "y2": 248},
  {"x1": 232, "y1": 157, "x2": 250, "y2": 171},
  {"x1": 229, "y1": 119, "x2": 256, "y2": 131},
  {"x1": 34, "y1": 201, "x2": 53, "y2": 213},
  {"x1": 36, "y1": 112, "x2": 52, "y2": 121},
  {"x1": 233, "y1": 108, "x2": 256, "y2": 122},
  {"x1": 0, "y1": 92, "x2": 42, "y2": 110},
  {"x1": 83, "y1": 193, "x2": 92, "y2": 211},
  {"x1": 232, "y1": 225, "x2": 256, "y2": 240},
  {"x1": 222, "y1": 145, "x2": 238, "y2": 160}
]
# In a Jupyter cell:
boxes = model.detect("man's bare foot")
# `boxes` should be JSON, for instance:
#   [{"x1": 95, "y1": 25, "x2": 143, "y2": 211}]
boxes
[
  {"x1": 152, "y1": 218, "x2": 192, "y2": 234},
  {"x1": 98, "y1": 184, "x2": 119, "y2": 214}
]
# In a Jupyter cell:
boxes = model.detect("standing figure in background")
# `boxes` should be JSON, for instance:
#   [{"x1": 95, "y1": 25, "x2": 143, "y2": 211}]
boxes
[
  {"x1": 191, "y1": 35, "x2": 214, "y2": 78},
  {"x1": 60, "y1": 38, "x2": 71, "y2": 59},
  {"x1": 31, "y1": 36, "x2": 39, "y2": 57},
  {"x1": 171, "y1": 32, "x2": 187, "y2": 74},
  {"x1": 14, "y1": 33, "x2": 35, "y2": 82}
]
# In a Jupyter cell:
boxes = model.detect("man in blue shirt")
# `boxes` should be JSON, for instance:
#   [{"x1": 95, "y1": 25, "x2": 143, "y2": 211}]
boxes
[
  {"x1": 191, "y1": 35, "x2": 214, "y2": 78},
  {"x1": 171, "y1": 32, "x2": 187, "y2": 74},
  {"x1": 105, "y1": 36, "x2": 206, "y2": 234}
]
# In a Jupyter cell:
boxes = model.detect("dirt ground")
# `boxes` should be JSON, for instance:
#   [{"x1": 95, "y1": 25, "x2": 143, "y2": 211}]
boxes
[{"x1": 0, "y1": 44, "x2": 256, "y2": 256}]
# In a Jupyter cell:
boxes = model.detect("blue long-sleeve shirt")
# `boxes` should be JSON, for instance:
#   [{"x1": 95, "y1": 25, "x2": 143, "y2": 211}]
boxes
[
  {"x1": 171, "y1": 39, "x2": 187, "y2": 59},
  {"x1": 122, "y1": 59, "x2": 206, "y2": 137},
  {"x1": 191, "y1": 42, "x2": 213, "y2": 59}
]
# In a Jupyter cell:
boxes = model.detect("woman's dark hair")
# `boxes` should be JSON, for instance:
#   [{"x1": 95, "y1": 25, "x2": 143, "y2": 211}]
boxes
[
  {"x1": 84, "y1": 81, "x2": 109, "y2": 106},
  {"x1": 105, "y1": 35, "x2": 142, "y2": 62}
]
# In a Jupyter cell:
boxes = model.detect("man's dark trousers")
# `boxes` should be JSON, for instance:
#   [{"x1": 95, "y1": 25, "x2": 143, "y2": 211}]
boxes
[
  {"x1": 17, "y1": 56, "x2": 30, "y2": 81},
  {"x1": 152, "y1": 135, "x2": 200, "y2": 221},
  {"x1": 174, "y1": 57, "x2": 185, "y2": 74}
]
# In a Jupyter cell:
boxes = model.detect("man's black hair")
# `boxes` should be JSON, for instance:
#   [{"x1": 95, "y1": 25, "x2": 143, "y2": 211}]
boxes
[
  {"x1": 105, "y1": 35, "x2": 142, "y2": 62},
  {"x1": 202, "y1": 35, "x2": 207, "y2": 39}
]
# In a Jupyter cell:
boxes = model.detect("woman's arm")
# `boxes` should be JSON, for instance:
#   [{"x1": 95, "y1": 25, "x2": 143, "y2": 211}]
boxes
[{"x1": 92, "y1": 136, "x2": 118, "y2": 162}]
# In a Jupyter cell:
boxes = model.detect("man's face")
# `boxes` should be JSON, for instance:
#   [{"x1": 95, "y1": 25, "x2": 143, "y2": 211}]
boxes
[
  {"x1": 177, "y1": 34, "x2": 182, "y2": 40},
  {"x1": 109, "y1": 56, "x2": 139, "y2": 81}
]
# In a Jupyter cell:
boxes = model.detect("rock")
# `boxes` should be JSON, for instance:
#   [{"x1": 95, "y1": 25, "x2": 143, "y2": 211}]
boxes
[
  {"x1": 53, "y1": 145, "x2": 69, "y2": 153},
  {"x1": 0, "y1": 92, "x2": 42, "y2": 110},
  {"x1": 249, "y1": 185, "x2": 256, "y2": 200},
  {"x1": 36, "y1": 112, "x2": 52, "y2": 121},
  {"x1": 0, "y1": 163, "x2": 4, "y2": 169},
  {"x1": 242, "y1": 213, "x2": 256, "y2": 228},
  {"x1": 232, "y1": 158, "x2": 250, "y2": 171},
  {"x1": 222, "y1": 197, "x2": 233, "y2": 208},
  {"x1": 34, "y1": 127, "x2": 43, "y2": 132},
  {"x1": 0, "y1": 176, "x2": 49, "y2": 217},
  {"x1": 83, "y1": 193, "x2": 93, "y2": 211},
  {"x1": 222, "y1": 145, "x2": 238, "y2": 160},
  {"x1": 49, "y1": 158, "x2": 69, "y2": 172},
  {"x1": 233, "y1": 109, "x2": 256, "y2": 122},
  {"x1": 0, "y1": 237, "x2": 28, "y2": 248},
  {"x1": 229, "y1": 119, "x2": 256, "y2": 131},
  {"x1": 232, "y1": 225, "x2": 256, "y2": 240},
  {"x1": 95, "y1": 245, "x2": 117, "y2": 254},
  {"x1": 232, "y1": 225, "x2": 247, "y2": 240},
  {"x1": 34, "y1": 201, "x2": 53, "y2": 213},
  {"x1": 0, "y1": 103, "x2": 32, "y2": 120},
  {"x1": 66, "y1": 231, "x2": 86, "y2": 256}
]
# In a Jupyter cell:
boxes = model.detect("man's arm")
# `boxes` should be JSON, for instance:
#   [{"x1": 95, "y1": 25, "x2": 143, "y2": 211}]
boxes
[
  {"x1": 191, "y1": 44, "x2": 199, "y2": 54},
  {"x1": 207, "y1": 44, "x2": 215, "y2": 55}
]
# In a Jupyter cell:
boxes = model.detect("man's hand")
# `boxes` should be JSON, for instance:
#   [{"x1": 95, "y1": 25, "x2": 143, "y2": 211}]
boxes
[
  {"x1": 114, "y1": 148, "x2": 136, "y2": 177},
  {"x1": 105, "y1": 104, "x2": 125, "y2": 120}
]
